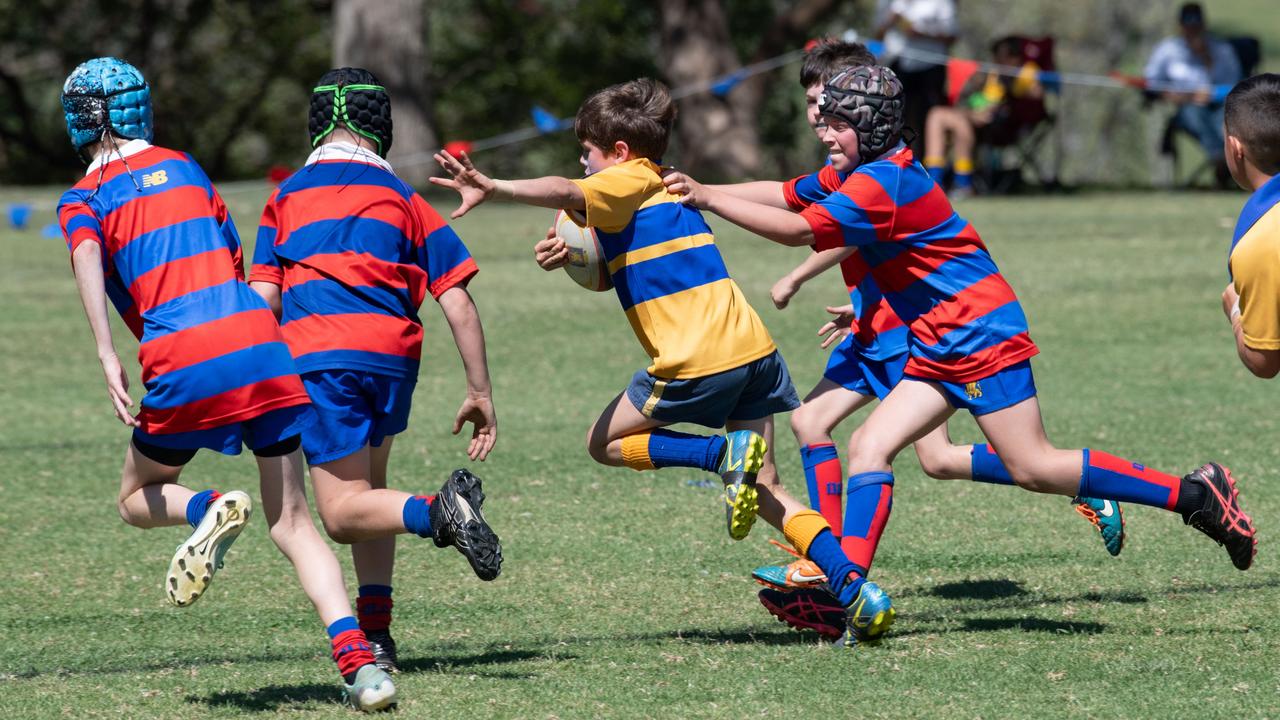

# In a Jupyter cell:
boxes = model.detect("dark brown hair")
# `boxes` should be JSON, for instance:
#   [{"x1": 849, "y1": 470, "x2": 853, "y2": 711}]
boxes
[
  {"x1": 574, "y1": 78, "x2": 676, "y2": 161},
  {"x1": 1225, "y1": 73, "x2": 1280, "y2": 174},
  {"x1": 799, "y1": 39, "x2": 877, "y2": 88}
]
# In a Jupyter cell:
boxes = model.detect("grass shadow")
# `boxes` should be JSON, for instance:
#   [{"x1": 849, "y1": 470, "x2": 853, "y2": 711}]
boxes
[
  {"x1": 928, "y1": 578, "x2": 1027, "y2": 600},
  {"x1": 397, "y1": 647, "x2": 573, "y2": 679},
  {"x1": 961, "y1": 617, "x2": 1107, "y2": 635},
  {"x1": 189, "y1": 682, "x2": 341, "y2": 712}
]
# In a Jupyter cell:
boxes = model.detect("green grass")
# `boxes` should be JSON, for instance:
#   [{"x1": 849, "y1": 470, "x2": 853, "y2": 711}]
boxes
[{"x1": 2, "y1": 189, "x2": 1277, "y2": 719}]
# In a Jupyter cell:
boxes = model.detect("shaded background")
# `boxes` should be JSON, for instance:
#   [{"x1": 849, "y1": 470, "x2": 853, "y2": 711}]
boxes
[{"x1": 0, "y1": 0, "x2": 1275, "y2": 188}]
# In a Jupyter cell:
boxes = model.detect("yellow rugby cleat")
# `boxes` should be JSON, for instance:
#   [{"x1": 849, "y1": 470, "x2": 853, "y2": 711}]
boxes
[{"x1": 718, "y1": 430, "x2": 766, "y2": 540}]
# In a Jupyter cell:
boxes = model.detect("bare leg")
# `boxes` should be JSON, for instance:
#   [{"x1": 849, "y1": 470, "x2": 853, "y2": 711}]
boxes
[
  {"x1": 974, "y1": 397, "x2": 1084, "y2": 495},
  {"x1": 257, "y1": 448, "x2": 354, "y2": 625},
  {"x1": 585, "y1": 391, "x2": 666, "y2": 466},
  {"x1": 117, "y1": 443, "x2": 195, "y2": 528},
  {"x1": 845, "y1": 379, "x2": 958, "y2": 475},
  {"x1": 910, "y1": 417, "x2": 976, "y2": 481},
  {"x1": 739, "y1": 415, "x2": 819, "y2": 532},
  {"x1": 311, "y1": 444, "x2": 414, "y2": 544},
  {"x1": 789, "y1": 378, "x2": 873, "y2": 447},
  {"x1": 351, "y1": 439, "x2": 397, "y2": 589}
]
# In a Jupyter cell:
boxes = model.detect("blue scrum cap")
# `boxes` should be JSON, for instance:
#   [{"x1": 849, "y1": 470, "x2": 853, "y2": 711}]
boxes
[{"x1": 61, "y1": 57, "x2": 154, "y2": 154}]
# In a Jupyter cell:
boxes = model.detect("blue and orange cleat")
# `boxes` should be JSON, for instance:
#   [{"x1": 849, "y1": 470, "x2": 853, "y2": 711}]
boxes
[
  {"x1": 719, "y1": 430, "x2": 766, "y2": 540},
  {"x1": 752, "y1": 539, "x2": 828, "y2": 591},
  {"x1": 1181, "y1": 463, "x2": 1256, "y2": 570},
  {"x1": 1073, "y1": 496, "x2": 1125, "y2": 556},
  {"x1": 836, "y1": 581, "x2": 896, "y2": 648},
  {"x1": 758, "y1": 587, "x2": 845, "y2": 640}
]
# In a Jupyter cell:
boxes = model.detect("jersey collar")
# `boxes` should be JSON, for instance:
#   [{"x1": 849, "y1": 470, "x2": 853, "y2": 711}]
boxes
[
  {"x1": 85, "y1": 139, "x2": 152, "y2": 176},
  {"x1": 306, "y1": 141, "x2": 394, "y2": 172},
  {"x1": 1230, "y1": 172, "x2": 1280, "y2": 275}
]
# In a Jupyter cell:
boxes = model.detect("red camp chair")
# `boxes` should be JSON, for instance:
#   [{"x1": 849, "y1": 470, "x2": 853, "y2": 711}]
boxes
[{"x1": 946, "y1": 35, "x2": 1062, "y2": 193}]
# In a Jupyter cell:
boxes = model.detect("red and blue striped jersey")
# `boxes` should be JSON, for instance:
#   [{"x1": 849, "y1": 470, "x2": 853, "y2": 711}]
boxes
[
  {"x1": 784, "y1": 165, "x2": 909, "y2": 362},
  {"x1": 249, "y1": 145, "x2": 477, "y2": 379},
  {"x1": 57, "y1": 143, "x2": 311, "y2": 435},
  {"x1": 801, "y1": 146, "x2": 1038, "y2": 382}
]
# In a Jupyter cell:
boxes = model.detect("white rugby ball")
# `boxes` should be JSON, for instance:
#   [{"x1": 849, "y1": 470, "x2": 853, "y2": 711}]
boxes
[{"x1": 555, "y1": 209, "x2": 612, "y2": 292}]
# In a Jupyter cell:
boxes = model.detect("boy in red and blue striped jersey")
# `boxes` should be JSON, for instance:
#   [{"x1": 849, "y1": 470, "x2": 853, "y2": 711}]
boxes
[
  {"x1": 57, "y1": 58, "x2": 395, "y2": 710},
  {"x1": 667, "y1": 64, "x2": 1257, "y2": 644},
  {"x1": 249, "y1": 68, "x2": 502, "y2": 674}
]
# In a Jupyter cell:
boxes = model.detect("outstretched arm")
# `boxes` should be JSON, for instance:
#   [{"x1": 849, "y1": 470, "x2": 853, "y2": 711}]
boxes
[
  {"x1": 772, "y1": 246, "x2": 856, "y2": 309},
  {"x1": 665, "y1": 172, "x2": 814, "y2": 246},
  {"x1": 438, "y1": 286, "x2": 498, "y2": 460},
  {"x1": 71, "y1": 242, "x2": 137, "y2": 426},
  {"x1": 431, "y1": 150, "x2": 585, "y2": 219},
  {"x1": 249, "y1": 281, "x2": 283, "y2": 320},
  {"x1": 706, "y1": 180, "x2": 790, "y2": 209}
]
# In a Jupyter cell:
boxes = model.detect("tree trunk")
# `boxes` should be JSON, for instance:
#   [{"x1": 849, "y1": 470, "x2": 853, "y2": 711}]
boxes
[
  {"x1": 333, "y1": 0, "x2": 436, "y2": 186},
  {"x1": 657, "y1": 0, "x2": 840, "y2": 181},
  {"x1": 657, "y1": 0, "x2": 760, "y2": 180}
]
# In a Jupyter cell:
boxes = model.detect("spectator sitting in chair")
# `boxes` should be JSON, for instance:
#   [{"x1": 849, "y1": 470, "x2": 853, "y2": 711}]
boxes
[
  {"x1": 1144, "y1": 2, "x2": 1242, "y2": 184},
  {"x1": 923, "y1": 36, "x2": 1043, "y2": 197}
]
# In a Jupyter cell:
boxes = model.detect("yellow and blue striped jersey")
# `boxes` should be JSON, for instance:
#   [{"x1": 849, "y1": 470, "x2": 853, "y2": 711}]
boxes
[
  {"x1": 1230, "y1": 175, "x2": 1280, "y2": 350},
  {"x1": 571, "y1": 159, "x2": 775, "y2": 379}
]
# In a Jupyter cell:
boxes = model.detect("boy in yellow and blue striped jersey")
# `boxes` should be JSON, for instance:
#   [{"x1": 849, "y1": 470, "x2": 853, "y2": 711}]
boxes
[{"x1": 434, "y1": 79, "x2": 895, "y2": 643}]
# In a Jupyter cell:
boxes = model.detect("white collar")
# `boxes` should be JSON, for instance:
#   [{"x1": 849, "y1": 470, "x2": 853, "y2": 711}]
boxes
[
  {"x1": 85, "y1": 138, "x2": 152, "y2": 176},
  {"x1": 306, "y1": 141, "x2": 394, "y2": 172}
]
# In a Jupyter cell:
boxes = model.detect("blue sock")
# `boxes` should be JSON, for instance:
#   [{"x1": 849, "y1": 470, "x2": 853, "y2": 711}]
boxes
[
  {"x1": 953, "y1": 172, "x2": 973, "y2": 189},
  {"x1": 970, "y1": 444, "x2": 1015, "y2": 485},
  {"x1": 805, "y1": 529, "x2": 866, "y2": 607},
  {"x1": 402, "y1": 496, "x2": 434, "y2": 537},
  {"x1": 926, "y1": 165, "x2": 946, "y2": 185},
  {"x1": 799, "y1": 443, "x2": 840, "y2": 511},
  {"x1": 186, "y1": 489, "x2": 218, "y2": 528},
  {"x1": 358, "y1": 584, "x2": 393, "y2": 598},
  {"x1": 326, "y1": 615, "x2": 360, "y2": 639},
  {"x1": 648, "y1": 429, "x2": 726, "y2": 471}
]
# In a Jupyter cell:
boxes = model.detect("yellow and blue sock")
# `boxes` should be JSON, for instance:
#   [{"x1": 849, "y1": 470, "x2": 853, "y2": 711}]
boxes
[
  {"x1": 970, "y1": 444, "x2": 1014, "y2": 485},
  {"x1": 621, "y1": 430, "x2": 725, "y2": 472},
  {"x1": 356, "y1": 585, "x2": 393, "y2": 633},
  {"x1": 800, "y1": 443, "x2": 844, "y2": 536},
  {"x1": 924, "y1": 155, "x2": 947, "y2": 185},
  {"x1": 185, "y1": 489, "x2": 221, "y2": 528},
  {"x1": 785, "y1": 510, "x2": 865, "y2": 607},
  {"x1": 953, "y1": 157, "x2": 974, "y2": 189},
  {"x1": 328, "y1": 616, "x2": 376, "y2": 683},
  {"x1": 840, "y1": 472, "x2": 893, "y2": 576},
  {"x1": 402, "y1": 495, "x2": 436, "y2": 538},
  {"x1": 1079, "y1": 448, "x2": 1190, "y2": 512}
]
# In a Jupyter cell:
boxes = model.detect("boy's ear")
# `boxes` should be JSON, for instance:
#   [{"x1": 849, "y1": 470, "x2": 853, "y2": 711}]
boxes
[
  {"x1": 611, "y1": 140, "x2": 631, "y2": 161},
  {"x1": 1226, "y1": 134, "x2": 1247, "y2": 164}
]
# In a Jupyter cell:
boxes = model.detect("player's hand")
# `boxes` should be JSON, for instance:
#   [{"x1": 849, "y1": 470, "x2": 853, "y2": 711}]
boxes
[
  {"x1": 1223, "y1": 282, "x2": 1240, "y2": 321},
  {"x1": 534, "y1": 227, "x2": 570, "y2": 271},
  {"x1": 429, "y1": 150, "x2": 494, "y2": 219},
  {"x1": 771, "y1": 274, "x2": 800, "y2": 309},
  {"x1": 99, "y1": 352, "x2": 138, "y2": 426},
  {"x1": 817, "y1": 304, "x2": 855, "y2": 349},
  {"x1": 453, "y1": 392, "x2": 497, "y2": 461},
  {"x1": 661, "y1": 170, "x2": 711, "y2": 209}
]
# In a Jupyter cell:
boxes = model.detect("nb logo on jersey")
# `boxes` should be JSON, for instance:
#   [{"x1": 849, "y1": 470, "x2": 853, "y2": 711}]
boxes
[
  {"x1": 964, "y1": 381, "x2": 983, "y2": 400},
  {"x1": 141, "y1": 170, "x2": 168, "y2": 188}
]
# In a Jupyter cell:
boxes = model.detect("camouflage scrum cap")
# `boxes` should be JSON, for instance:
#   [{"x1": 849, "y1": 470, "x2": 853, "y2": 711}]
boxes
[
  {"x1": 309, "y1": 67, "x2": 393, "y2": 157},
  {"x1": 817, "y1": 65, "x2": 905, "y2": 163}
]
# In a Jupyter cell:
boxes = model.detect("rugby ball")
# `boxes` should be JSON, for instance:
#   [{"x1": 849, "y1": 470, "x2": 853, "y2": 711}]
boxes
[{"x1": 555, "y1": 209, "x2": 612, "y2": 292}]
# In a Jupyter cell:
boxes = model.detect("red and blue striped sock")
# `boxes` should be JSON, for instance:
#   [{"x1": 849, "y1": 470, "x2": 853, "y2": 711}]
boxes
[
  {"x1": 970, "y1": 444, "x2": 1015, "y2": 485},
  {"x1": 185, "y1": 489, "x2": 221, "y2": 528},
  {"x1": 327, "y1": 616, "x2": 376, "y2": 684},
  {"x1": 402, "y1": 495, "x2": 436, "y2": 538},
  {"x1": 648, "y1": 429, "x2": 726, "y2": 471},
  {"x1": 1078, "y1": 449, "x2": 1182, "y2": 510},
  {"x1": 800, "y1": 443, "x2": 844, "y2": 536},
  {"x1": 840, "y1": 472, "x2": 893, "y2": 576},
  {"x1": 356, "y1": 585, "x2": 393, "y2": 633}
]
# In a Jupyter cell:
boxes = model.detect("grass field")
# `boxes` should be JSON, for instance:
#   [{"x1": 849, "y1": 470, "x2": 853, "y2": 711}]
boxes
[{"x1": 2, "y1": 188, "x2": 1278, "y2": 719}]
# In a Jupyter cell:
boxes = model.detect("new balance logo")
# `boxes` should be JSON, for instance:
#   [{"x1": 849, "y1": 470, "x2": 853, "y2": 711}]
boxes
[{"x1": 141, "y1": 169, "x2": 168, "y2": 188}]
